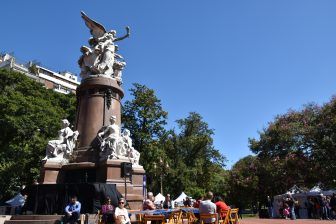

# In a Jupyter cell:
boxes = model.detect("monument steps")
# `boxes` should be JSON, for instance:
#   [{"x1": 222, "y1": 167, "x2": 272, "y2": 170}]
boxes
[
  {"x1": 5, "y1": 221, "x2": 60, "y2": 224},
  {"x1": 5, "y1": 215, "x2": 62, "y2": 224}
]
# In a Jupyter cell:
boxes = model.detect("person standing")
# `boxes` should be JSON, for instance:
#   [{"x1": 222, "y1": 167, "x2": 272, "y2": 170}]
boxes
[
  {"x1": 286, "y1": 194, "x2": 296, "y2": 220},
  {"x1": 320, "y1": 194, "x2": 329, "y2": 220},
  {"x1": 306, "y1": 197, "x2": 314, "y2": 219},
  {"x1": 199, "y1": 192, "x2": 217, "y2": 223},
  {"x1": 329, "y1": 194, "x2": 336, "y2": 219},
  {"x1": 64, "y1": 196, "x2": 81, "y2": 224},
  {"x1": 266, "y1": 196, "x2": 273, "y2": 218}
]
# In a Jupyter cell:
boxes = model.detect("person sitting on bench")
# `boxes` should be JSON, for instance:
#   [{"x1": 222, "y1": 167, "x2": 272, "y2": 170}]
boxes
[{"x1": 64, "y1": 195, "x2": 81, "y2": 224}]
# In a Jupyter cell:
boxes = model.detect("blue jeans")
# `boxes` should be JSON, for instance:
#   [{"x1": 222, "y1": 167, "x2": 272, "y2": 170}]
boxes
[{"x1": 290, "y1": 206, "x2": 296, "y2": 220}]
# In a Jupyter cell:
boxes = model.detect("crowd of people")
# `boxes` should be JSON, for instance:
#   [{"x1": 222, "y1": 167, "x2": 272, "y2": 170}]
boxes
[
  {"x1": 276, "y1": 193, "x2": 336, "y2": 220},
  {"x1": 143, "y1": 191, "x2": 231, "y2": 214},
  {"x1": 306, "y1": 193, "x2": 336, "y2": 220},
  {"x1": 277, "y1": 194, "x2": 297, "y2": 220},
  {"x1": 63, "y1": 191, "x2": 232, "y2": 224}
]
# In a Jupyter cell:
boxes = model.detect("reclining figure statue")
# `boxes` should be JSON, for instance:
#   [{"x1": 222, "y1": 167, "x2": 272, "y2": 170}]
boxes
[
  {"x1": 43, "y1": 119, "x2": 79, "y2": 163},
  {"x1": 97, "y1": 116, "x2": 141, "y2": 165}
]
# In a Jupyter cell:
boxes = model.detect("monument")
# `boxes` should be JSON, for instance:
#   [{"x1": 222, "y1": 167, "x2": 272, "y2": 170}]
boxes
[{"x1": 37, "y1": 11, "x2": 145, "y2": 211}]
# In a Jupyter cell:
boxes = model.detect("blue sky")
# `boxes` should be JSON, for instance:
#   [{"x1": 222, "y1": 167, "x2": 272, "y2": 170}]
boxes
[{"x1": 2, "y1": 1, "x2": 336, "y2": 167}]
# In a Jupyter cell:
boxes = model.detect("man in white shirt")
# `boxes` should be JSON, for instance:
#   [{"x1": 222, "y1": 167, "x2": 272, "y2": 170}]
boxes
[
  {"x1": 114, "y1": 198, "x2": 130, "y2": 224},
  {"x1": 199, "y1": 192, "x2": 217, "y2": 223}
]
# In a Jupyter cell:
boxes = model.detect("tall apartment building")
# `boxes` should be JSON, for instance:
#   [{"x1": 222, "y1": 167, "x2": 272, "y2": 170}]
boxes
[{"x1": 0, "y1": 53, "x2": 80, "y2": 94}]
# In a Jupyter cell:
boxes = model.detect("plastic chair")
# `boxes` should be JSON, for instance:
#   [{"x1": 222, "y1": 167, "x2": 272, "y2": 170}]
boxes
[{"x1": 199, "y1": 213, "x2": 218, "y2": 224}]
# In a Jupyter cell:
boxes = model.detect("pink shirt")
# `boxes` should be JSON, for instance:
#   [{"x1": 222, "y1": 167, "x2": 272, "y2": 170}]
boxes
[{"x1": 102, "y1": 204, "x2": 114, "y2": 214}]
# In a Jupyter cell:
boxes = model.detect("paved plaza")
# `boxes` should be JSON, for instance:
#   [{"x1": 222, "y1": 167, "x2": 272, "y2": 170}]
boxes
[{"x1": 241, "y1": 218, "x2": 335, "y2": 224}]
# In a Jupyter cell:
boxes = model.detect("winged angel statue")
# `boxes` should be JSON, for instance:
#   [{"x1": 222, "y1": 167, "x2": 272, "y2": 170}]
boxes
[{"x1": 78, "y1": 11, "x2": 130, "y2": 84}]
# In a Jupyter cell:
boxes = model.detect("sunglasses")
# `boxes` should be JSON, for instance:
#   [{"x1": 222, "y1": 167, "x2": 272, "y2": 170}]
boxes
[{"x1": 119, "y1": 201, "x2": 125, "y2": 204}]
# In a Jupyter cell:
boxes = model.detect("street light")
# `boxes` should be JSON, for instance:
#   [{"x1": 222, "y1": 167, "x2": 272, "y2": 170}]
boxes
[{"x1": 153, "y1": 157, "x2": 169, "y2": 194}]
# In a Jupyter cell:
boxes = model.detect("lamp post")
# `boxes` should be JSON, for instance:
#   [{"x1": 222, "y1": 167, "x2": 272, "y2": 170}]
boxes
[{"x1": 153, "y1": 157, "x2": 169, "y2": 194}]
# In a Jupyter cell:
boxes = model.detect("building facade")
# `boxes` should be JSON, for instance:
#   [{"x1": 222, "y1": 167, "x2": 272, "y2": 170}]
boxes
[{"x1": 0, "y1": 53, "x2": 79, "y2": 94}]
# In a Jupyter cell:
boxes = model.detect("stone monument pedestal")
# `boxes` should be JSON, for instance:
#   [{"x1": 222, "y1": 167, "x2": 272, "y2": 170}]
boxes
[
  {"x1": 40, "y1": 160, "x2": 145, "y2": 209},
  {"x1": 75, "y1": 76, "x2": 124, "y2": 163},
  {"x1": 98, "y1": 159, "x2": 145, "y2": 209}
]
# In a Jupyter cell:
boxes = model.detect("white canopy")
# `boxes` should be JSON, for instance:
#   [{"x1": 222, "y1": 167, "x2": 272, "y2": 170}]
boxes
[
  {"x1": 174, "y1": 192, "x2": 188, "y2": 203},
  {"x1": 5, "y1": 193, "x2": 25, "y2": 207},
  {"x1": 309, "y1": 185, "x2": 322, "y2": 193},
  {"x1": 154, "y1": 193, "x2": 165, "y2": 204}
]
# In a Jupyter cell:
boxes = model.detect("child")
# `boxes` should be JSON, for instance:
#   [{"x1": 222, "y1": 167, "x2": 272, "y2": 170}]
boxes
[{"x1": 283, "y1": 203, "x2": 290, "y2": 219}]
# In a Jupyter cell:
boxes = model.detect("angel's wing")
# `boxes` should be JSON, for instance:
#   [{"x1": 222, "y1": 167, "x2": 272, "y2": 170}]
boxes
[{"x1": 81, "y1": 11, "x2": 106, "y2": 38}]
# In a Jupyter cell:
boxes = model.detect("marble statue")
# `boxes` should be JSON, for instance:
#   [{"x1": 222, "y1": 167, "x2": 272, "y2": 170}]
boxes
[
  {"x1": 122, "y1": 129, "x2": 140, "y2": 165},
  {"x1": 43, "y1": 119, "x2": 79, "y2": 163},
  {"x1": 98, "y1": 115, "x2": 120, "y2": 160},
  {"x1": 78, "y1": 11, "x2": 130, "y2": 83},
  {"x1": 113, "y1": 46, "x2": 126, "y2": 85},
  {"x1": 97, "y1": 117, "x2": 141, "y2": 165}
]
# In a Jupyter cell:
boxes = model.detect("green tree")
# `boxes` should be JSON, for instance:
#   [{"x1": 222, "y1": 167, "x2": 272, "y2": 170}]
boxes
[
  {"x1": 165, "y1": 112, "x2": 227, "y2": 197},
  {"x1": 312, "y1": 97, "x2": 336, "y2": 187},
  {"x1": 122, "y1": 83, "x2": 168, "y2": 153},
  {"x1": 122, "y1": 83, "x2": 168, "y2": 191},
  {"x1": 246, "y1": 101, "x2": 334, "y2": 204},
  {"x1": 227, "y1": 155, "x2": 259, "y2": 209},
  {"x1": 122, "y1": 85, "x2": 228, "y2": 197},
  {"x1": 0, "y1": 69, "x2": 76, "y2": 199}
]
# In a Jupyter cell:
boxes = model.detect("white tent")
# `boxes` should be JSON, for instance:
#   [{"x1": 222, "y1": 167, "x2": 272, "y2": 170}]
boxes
[
  {"x1": 5, "y1": 193, "x2": 25, "y2": 207},
  {"x1": 309, "y1": 185, "x2": 322, "y2": 193},
  {"x1": 154, "y1": 193, "x2": 165, "y2": 204},
  {"x1": 174, "y1": 192, "x2": 188, "y2": 203}
]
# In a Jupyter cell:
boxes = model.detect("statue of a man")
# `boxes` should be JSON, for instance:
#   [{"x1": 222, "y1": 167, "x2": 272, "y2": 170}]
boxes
[
  {"x1": 98, "y1": 115, "x2": 120, "y2": 159},
  {"x1": 43, "y1": 119, "x2": 79, "y2": 162}
]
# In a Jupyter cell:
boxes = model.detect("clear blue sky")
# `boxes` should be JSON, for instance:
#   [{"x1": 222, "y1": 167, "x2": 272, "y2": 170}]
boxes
[{"x1": 2, "y1": 1, "x2": 336, "y2": 168}]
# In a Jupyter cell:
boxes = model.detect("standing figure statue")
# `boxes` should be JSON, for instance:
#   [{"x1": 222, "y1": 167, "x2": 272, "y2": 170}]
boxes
[
  {"x1": 43, "y1": 119, "x2": 79, "y2": 162},
  {"x1": 113, "y1": 45, "x2": 126, "y2": 85},
  {"x1": 78, "y1": 11, "x2": 130, "y2": 83},
  {"x1": 98, "y1": 115, "x2": 120, "y2": 160}
]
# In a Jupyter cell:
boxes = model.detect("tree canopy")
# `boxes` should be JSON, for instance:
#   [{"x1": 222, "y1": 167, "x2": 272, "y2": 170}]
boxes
[
  {"x1": 122, "y1": 84, "x2": 227, "y2": 198},
  {"x1": 245, "y1": 99, "x2": 336, "y2": 204},
  {"x1": 0, "y1": 69, "x2": 76, "y2": 199}
]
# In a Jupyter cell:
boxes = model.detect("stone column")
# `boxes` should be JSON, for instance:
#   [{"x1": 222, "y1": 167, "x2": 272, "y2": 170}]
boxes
[{"x1": 74, "y1": 77, "x2": 124, "y2": 163}]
